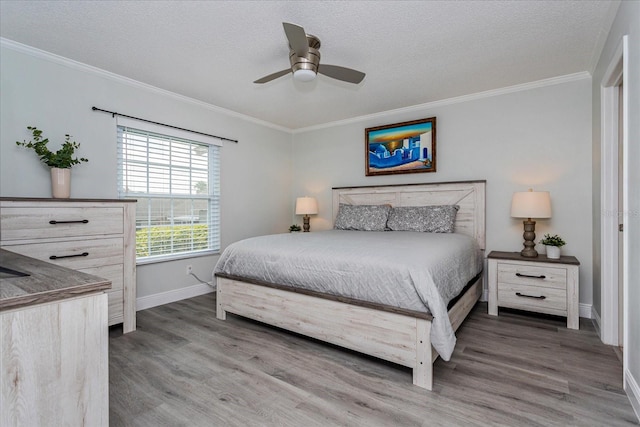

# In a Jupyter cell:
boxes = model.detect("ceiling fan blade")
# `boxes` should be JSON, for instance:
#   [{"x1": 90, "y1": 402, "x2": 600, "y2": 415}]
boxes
[
  {"x1": 283, "y1": 22, "x2": 309, "y2": 57},
  {"x1": 254, "y1": 69, "x2": 291, "y2": 84},
  {"x1": 318, "y1": 64, "x2": 365, "y2": 84}
]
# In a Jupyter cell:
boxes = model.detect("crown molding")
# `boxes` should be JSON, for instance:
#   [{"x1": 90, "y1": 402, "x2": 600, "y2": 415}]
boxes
[
  {"x1": 292, "y1": 72, "x2": 591, "y2": 134},
  {"x1": 2, "y1": 37, "x2": 591, "y2": 136},
  {"x1": 0, "y1": 38, "x2": 291, "y2": 134}
]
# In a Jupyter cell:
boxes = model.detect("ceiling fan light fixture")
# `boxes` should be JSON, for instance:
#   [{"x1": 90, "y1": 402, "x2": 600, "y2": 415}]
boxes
[
  {"x1": 253, "y1": 23, "x2": 365, "y2": 85},
  {"x1": 293, "y1": 69, "x2": 316, "y2": 82}
]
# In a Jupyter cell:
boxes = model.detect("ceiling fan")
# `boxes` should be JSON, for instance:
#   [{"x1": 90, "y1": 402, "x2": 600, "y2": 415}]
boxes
[{"x1": 254, "y1": 22, "x2": 366, "y2": 85}]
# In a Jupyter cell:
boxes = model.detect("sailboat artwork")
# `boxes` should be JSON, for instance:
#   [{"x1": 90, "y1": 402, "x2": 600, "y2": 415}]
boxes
[{"x1": 365, "y1": 117, "x2": 436, "y2": 176}]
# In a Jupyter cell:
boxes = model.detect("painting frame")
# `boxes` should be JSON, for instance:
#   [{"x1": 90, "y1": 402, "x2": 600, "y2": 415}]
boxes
[{"x1": 365, "y1": 117, "x2": 436, "y2": 176}]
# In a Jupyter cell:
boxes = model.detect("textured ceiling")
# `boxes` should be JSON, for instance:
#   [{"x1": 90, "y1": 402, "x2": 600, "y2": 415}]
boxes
[{"x1": 0, "y1": 1, "x2": 619, "y2": 130}]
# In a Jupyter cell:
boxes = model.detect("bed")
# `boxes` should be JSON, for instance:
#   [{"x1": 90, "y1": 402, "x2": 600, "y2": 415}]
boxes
[{"x1": 214, "y1": 180, "x2": 486, "y2": 390}]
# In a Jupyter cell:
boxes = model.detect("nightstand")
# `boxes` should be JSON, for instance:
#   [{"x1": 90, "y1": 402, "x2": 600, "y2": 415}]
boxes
[{"x1": 487, "y1": 251, "x2": 580, "y2": 329}]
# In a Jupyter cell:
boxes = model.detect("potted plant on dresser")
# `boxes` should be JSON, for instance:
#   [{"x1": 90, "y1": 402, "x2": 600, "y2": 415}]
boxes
[
  {"x1": 16, "y1": 126, "x2": 88, "y2": 198},
  {"x1": 539, "y1": 233, "x2": 566, "y2": 259}
]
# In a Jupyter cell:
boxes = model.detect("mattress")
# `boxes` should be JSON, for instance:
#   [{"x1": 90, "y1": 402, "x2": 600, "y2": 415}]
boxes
[{"x1": 214, "y1": 230, "x2": 483, "y2": 360}]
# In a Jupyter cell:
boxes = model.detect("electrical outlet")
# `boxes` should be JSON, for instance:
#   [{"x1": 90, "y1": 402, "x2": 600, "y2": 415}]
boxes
[{"x1": 186, "y1": 265, "x2": 193, "y2": 275}]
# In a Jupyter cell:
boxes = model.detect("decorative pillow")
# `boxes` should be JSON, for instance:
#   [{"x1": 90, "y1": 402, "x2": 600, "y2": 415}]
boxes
[
  {"x1": 386, "y1": 205, "x2": 459, "y2": 233},
  {"x1": 333, "y1": 203, "x2": 391, "y2": 231}
]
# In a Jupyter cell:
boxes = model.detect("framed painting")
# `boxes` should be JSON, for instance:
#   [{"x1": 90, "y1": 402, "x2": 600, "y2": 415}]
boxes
[{"x1": 365, "y1": 117, "x2": 436, "y2": 176}]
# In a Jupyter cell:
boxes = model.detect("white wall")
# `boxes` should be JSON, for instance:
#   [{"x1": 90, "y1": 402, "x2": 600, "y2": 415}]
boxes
[
  {"x1": 592, "y1": 0, "x2": 640, "y2": 416},
  {"x1": 0, "y1": 42, "x2": 293, "y2": 302},
  {"x1": 291, "y1": 77, "x2": 593, "y2": 309}
]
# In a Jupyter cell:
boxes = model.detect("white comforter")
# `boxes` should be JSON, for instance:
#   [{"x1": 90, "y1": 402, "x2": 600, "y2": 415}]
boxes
[{"x1": 214, "y1": 230, "x2": 482, "y2": 360}]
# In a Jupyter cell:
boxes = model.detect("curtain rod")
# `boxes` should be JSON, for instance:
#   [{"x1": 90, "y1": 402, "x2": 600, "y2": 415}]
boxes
[{"x1": 91, "y1": 106, "x2": 238, "y2": 143}]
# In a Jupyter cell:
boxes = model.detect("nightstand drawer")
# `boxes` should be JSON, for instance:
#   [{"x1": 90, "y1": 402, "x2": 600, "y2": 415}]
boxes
[
  {"x1": 497, "y1": 263, "x2": 566, "y2": 290},
  {"x1": 498, "y1": 282, "x2": 567, "y2": 316}
]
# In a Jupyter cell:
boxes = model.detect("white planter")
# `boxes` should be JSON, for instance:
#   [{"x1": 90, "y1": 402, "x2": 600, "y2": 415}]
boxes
[
  {"x1": 545, "y1": 245, "x2": 561, "y2": 259},
  {"x1": 50, "y1": 168, "x2": 71, "y2": 198}
]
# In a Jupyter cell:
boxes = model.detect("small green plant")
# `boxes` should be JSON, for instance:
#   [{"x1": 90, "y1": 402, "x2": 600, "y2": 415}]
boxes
[
  {"x1": 16, "y1": 126, "x2": 88, "y2": 168},
  {"x1": 289, "y1": 224, "x2": 301, "y2": 232},
  {"x1": 539, "y1": 233, "x2": 566, "y2": 247}
]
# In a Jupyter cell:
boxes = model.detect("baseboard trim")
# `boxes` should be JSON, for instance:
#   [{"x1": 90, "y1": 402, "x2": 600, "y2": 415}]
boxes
[
  {"x1": 136, "y1": 282, "x2": 215, "y2": 311},
  {"x1": 625, "y1": 369, "x2": 640, "y2": 422}
]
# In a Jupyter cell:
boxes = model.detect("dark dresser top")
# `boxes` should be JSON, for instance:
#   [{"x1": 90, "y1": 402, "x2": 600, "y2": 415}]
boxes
[{"x1": 487, "y1": 250, "x2": 580, "y2": 265}]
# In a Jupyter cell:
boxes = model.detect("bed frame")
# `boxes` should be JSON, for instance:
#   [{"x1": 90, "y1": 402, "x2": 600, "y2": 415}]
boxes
[{"x1": 216, "y1": 180, "x2": 486, "y2": 390}]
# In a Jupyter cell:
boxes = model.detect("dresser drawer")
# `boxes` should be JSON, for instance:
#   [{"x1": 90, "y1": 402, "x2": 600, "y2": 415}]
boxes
[
  {"x1": 80, "y1": 264, "x2": 124, "y2": 326},
  {"x1": 4, "y1": 238, "x2": 124, "y2": 270},
  {"x1": 497, "y1": 282, "x2": 566, "y2": 316},
  {"x1": 81, "y1": 264, "x2": 123, "y2": 292},
  {"x1": 497, "y1": 263, "x2": 566, "y2": 290},
  {"x1": 107, "y1": 289, "x2": 124, "y2": 325},
  {"x1": 0, "y1": 207, "x2": 123, "y2": 241}
]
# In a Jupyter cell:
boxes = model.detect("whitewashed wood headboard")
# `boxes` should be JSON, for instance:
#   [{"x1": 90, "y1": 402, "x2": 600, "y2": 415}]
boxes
[{"x1": 332, "y1": 180, "x2": 486, "y2": 251}]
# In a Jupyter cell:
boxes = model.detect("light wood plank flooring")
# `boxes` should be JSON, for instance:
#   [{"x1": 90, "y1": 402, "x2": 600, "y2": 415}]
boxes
[{"x1": 109, "y1": 294, "x2": 638, "y2": 426}]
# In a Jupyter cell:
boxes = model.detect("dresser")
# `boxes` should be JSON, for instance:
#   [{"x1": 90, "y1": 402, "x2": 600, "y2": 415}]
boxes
[
  {"x1": 0, "y1": 198, "x2": 137, "y2": 332},
  {"x1": 487, "y1": 251, "x2": 580, "y2": 329}
]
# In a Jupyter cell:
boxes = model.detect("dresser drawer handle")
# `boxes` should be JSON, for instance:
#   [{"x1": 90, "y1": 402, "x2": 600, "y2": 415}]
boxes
[
  {"x1": 516, "y1": 273, "x2": 546, "y2": 279},
  {"x1": 49, "y1": 219, "x2": 89, "y2": 225},
  {"x1": 515, "y1": 292, "x2": 546, "y2": 300},
  {"x1": 49, "y1": 252, "x2": 89, "y2": 260}
]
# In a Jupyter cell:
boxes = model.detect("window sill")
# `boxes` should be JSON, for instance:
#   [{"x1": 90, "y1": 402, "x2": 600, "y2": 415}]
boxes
[{"x1": 136, "y1": 250, "x2": 220, "y2": 266}]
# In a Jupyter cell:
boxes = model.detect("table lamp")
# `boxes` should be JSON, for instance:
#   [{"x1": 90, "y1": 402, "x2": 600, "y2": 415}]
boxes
[
  {"x1": 511, "y1": 189, "x2": 551, "y2": 257},
  {"x1": 295, "y1": 196, "x2": 318, "y2": 232}
]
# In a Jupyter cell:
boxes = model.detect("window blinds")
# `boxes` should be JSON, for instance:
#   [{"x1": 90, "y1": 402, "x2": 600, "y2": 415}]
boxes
[{"x1": 117, "y1": 125, "x2": 220, "y2": 261}]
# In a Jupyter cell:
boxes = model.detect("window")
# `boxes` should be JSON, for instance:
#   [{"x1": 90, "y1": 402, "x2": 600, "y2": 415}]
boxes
[{"x1": 117, "y1": 122, "x2": 221, "y2": 263}]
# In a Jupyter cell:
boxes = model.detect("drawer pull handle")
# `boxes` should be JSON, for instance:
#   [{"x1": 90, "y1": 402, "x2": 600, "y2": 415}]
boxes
[
  {"x1": 49, "y1": 252, "x2": 89, "y2": 260},
  {"x1": 515, "y1": 292, "x2": 546, "y2": 300},
  {"x1": 49, "y1": 219, "x2": 89, "y2": 225},
  {"x1": 516, "y1": 273, "x2": 546, "y2": 279}
]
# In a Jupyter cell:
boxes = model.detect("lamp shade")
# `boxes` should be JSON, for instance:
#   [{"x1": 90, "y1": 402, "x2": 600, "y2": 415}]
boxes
[
  {"x1": 295, "y1": 197, "x2": 318, "y2": 215},
  {"x1": 511, "y1": 190, "x2": 551, "y2": 219}
]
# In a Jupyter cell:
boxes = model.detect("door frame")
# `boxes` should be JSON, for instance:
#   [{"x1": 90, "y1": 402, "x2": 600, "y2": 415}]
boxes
[{"x1": 600, "y1": 34, "x2": 628, "y2": 364}]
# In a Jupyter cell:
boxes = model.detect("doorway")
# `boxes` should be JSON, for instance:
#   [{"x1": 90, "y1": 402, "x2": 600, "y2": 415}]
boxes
[{"x1": 600, "y1": 36, "x2": 627, "y2": 369}]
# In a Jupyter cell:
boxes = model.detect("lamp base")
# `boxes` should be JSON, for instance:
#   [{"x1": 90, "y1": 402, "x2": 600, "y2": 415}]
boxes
[
  {"x1": 520, "y1": 219, "x2": 538, "y2": 258},
  {"x1": 302, "y1": 215, "x2": 310, "y2": 232}
]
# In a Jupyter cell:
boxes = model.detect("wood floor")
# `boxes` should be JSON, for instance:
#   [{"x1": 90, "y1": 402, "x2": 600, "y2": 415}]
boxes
[{"x1": 109, "y1": 293, "x2": 639, "y2": 426}]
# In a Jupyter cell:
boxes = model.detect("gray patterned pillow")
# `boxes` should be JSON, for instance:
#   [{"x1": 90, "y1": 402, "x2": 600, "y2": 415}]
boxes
[
  {"x1": 387, "y1": 205, "x2": 459, "y2": 233},
  {"x1": 334, "y1": 204, "x2": 391, "y2": 231}
]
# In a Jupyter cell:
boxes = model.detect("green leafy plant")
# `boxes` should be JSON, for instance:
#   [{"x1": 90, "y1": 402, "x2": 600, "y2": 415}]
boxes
[
  {"x1": 539, "y1": 233, "x2": 566, "y2": 247},
  {"x1": 16, "y1": 126, "x2": 88, "y2": 168},
  {"x1": 289, "y1": 224, "x2": 302, "y2": 232}
]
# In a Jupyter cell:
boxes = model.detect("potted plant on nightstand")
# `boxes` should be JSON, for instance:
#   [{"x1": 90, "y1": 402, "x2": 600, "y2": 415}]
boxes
[
  {"x1": 289, "y1": 224, "x2": 302, "y2": 232},
  {"x1": 16, "y1": 126, "x2": 88, "y2": 198},
  {"x1": 539, "y1": 233, "x2": 566, "y2": 259}
]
